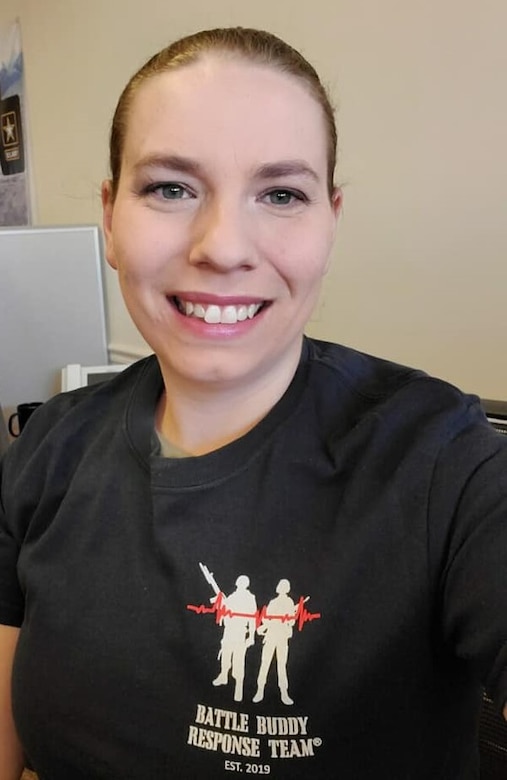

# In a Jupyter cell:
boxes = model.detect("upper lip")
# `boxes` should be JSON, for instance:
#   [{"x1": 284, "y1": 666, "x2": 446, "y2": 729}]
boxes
[{"x1": 170, "y1": 292, "x2": 268, "y2": 305}]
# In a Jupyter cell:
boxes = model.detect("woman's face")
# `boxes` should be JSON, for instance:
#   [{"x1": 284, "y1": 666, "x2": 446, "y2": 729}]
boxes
[{"x1": 103, "y1": 56, "x2": 341, "y2": 393}]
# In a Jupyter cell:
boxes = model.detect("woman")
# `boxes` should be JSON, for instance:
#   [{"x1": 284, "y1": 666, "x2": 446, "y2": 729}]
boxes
[{"x1": 1, "y1": 27, "x2": 507, "y2": 780}]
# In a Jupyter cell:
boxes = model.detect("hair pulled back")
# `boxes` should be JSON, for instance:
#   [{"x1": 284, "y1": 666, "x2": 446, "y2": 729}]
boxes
[{"x1": 109, "y1": 27, "x2": 337, "y2": 198}]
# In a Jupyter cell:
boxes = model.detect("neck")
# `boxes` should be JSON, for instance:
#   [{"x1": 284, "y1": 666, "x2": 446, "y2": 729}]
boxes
[{"x1": 156, "y1": 349, "x2": 302, "y2": 456}]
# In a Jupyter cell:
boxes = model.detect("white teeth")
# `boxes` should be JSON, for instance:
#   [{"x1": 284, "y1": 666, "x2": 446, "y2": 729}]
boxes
[
  {"x1": 177, "y1": 298, "x2": 263, "y2": 323},
  {"x1": 222, "y1": 305, "x2": 239, "y2": 324},
  {"x1": 204, "y1": 305, "x2": 221, "y2": 324}
]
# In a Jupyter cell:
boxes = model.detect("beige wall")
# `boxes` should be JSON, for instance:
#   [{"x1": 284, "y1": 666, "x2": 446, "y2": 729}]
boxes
[{"x1": 2, "y1": 0, "x2": 506, "y2": 397}]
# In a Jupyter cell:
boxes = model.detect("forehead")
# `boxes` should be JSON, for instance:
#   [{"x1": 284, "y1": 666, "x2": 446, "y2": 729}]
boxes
[{"x1": 122, "y1": 56, "x2": 328, "y2": 174}]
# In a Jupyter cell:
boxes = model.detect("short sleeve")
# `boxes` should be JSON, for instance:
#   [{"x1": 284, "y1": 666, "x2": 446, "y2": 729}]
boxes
[
  {"x1": 0, "y1": 453, "x2": 25, "y2": 627},
  {"x1": 430, "y1": 409, "x2": 507, "y2": 711}
]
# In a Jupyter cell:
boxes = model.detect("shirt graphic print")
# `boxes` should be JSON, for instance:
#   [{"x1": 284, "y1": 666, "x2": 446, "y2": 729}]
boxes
[{"x1": 185, "y1": 563, "x2": 325, "y2": 770}]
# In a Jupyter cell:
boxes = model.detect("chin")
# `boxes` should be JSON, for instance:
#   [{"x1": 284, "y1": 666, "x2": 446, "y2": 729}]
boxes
[{"x1": 161, "y1": 351, "x2": 253, "y2": 388}]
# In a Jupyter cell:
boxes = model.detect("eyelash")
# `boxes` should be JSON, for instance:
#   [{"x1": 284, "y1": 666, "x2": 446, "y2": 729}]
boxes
[
  {"x1": 261, "y1": 188, "x2": 308, "y2": 207},
  {"x1": 141, "y1": 182, "x2": 309, "y2": 207},
  {"x1": 142, "y1": 182, "x2": 195, "y2": 200}
]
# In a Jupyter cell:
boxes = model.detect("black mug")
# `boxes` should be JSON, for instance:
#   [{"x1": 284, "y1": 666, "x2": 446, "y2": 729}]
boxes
[{"x1": 8, "y1": 402, "x2": 43, "y2": 437}]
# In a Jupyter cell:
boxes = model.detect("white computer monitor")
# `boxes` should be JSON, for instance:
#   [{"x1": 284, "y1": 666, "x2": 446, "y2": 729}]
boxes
[
  {"x1": 0, "y1": 225, "x2": 108, "y2": 410},
  {"x1": 61, "y1": 363, "x2": 130, "y2": 392}
]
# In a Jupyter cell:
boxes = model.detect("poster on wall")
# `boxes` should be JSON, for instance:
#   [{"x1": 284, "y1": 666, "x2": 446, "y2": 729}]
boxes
[{"x1": 0, "y1": 19, "x2": 31, "y2": 226}]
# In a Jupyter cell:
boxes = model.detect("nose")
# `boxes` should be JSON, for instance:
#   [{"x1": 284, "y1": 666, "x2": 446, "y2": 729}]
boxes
[{"x1": 188, "y1": 196, "x2": 256, "y2": 272}]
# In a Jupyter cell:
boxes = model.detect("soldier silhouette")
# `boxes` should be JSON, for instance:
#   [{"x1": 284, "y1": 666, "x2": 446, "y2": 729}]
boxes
[
  {"x1": 253, "y1": 579, "x2": 296, "y2": 706},
  {"x1": 212, "y1": 574, "x2": 257, "y2": 702}
]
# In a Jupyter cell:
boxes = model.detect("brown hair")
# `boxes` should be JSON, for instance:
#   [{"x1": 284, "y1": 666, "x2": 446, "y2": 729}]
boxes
[{"x1": 108, "y1": 27, "x2": 337, "y2": 198}]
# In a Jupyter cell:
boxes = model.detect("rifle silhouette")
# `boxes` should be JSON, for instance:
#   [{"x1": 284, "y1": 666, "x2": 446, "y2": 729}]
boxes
[{"x1": 199, "y1": 562, "x2": 223, "y2": 600}]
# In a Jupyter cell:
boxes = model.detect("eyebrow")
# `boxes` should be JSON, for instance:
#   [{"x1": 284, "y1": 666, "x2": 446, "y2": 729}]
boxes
[
  {"x1": 253, "y1": 161, "x2": 320, "y2": 183},
  {"x1": 132, "y1": 154, "x2": 203, "y2": 176},
  {"x1": 133, "y1": 154, "x2": 320, "y2": 183}
]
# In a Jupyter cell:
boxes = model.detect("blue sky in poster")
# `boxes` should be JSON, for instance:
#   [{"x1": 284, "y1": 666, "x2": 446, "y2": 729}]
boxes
[
  {"x1": 0, "y1": 20, "x2": 30, "y2": 226},
  {"x1": 0, "y1": 52, "x2": 23, "y2": 97}
]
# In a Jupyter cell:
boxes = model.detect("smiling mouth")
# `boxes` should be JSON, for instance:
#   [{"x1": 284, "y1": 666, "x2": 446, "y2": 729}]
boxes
[{"x1": 172, "y1": 297, "x2": 268, "y2": 324}]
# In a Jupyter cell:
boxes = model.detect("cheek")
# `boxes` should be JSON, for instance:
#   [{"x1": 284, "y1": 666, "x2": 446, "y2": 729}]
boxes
[
  {"x1": 111, "y1": 230, "x2": 167, "y2": 282},
  {"x1": 302, "y1": 219, "x2": 336, "y2": 280},
  {"x1": 113, "y1": 210, "x2": 189, "y2": 275},
  {"x1": 271, "y1": 229, "x2": 333, "y2": 287}
]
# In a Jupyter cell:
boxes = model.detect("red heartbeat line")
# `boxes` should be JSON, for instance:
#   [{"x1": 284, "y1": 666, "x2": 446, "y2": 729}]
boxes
[{"x1": 187, "y1": 592, "x2": 321, "y2": 632}]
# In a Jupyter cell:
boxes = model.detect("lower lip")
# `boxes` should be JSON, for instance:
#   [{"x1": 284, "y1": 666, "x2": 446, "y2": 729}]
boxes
[{"x1": 171, "y1": 301, "x2": 266, "y2": 338}]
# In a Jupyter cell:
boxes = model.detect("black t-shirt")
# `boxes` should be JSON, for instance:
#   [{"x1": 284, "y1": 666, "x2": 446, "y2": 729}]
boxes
[{"x1": 1, "y1": 338, "x2": 507, "y2": 779}]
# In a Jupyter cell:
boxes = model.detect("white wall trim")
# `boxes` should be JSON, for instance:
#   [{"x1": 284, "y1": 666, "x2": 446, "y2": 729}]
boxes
[{"x1": 108, "y1": 342, "x2": 152, "y2": 364}]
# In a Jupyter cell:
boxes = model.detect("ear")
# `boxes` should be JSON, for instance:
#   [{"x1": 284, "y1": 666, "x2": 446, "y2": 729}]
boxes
[
  {"x1": 331, "y1": 186, "x2": 343, "y2": 222},
  {"x1": 101, "y1": 179, "x2": 117, "y2": 270},
  {"x1": 323, "y1": 186, "x2": 343, "y2": 274}
]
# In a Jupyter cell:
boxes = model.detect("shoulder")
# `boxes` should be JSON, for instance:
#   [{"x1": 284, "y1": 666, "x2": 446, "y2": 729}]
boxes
[
  {"x1": 19, "y1": 355, "x2": 156, "y2": 430},
  {"x1": 1, "y1": 356, "x2": 161, "y2": 486},
  {"x1": 303, "y1": 337, "x2": 495, "y2": 453},
  {"x1": 306, "y1": 336, "x2": 455, "y2": 402}
]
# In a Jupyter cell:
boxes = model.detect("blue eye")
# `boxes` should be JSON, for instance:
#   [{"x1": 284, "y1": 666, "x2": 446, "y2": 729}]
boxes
[
  {"x1": 159, "y1": 183, "x2": 188, "y2": 200},
  {"x1": 264, "y1": 189, "x2": 305, "y2": 206},
  {"x1": 142, "y1": 181, "x2": 194, "y2": 201}
]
